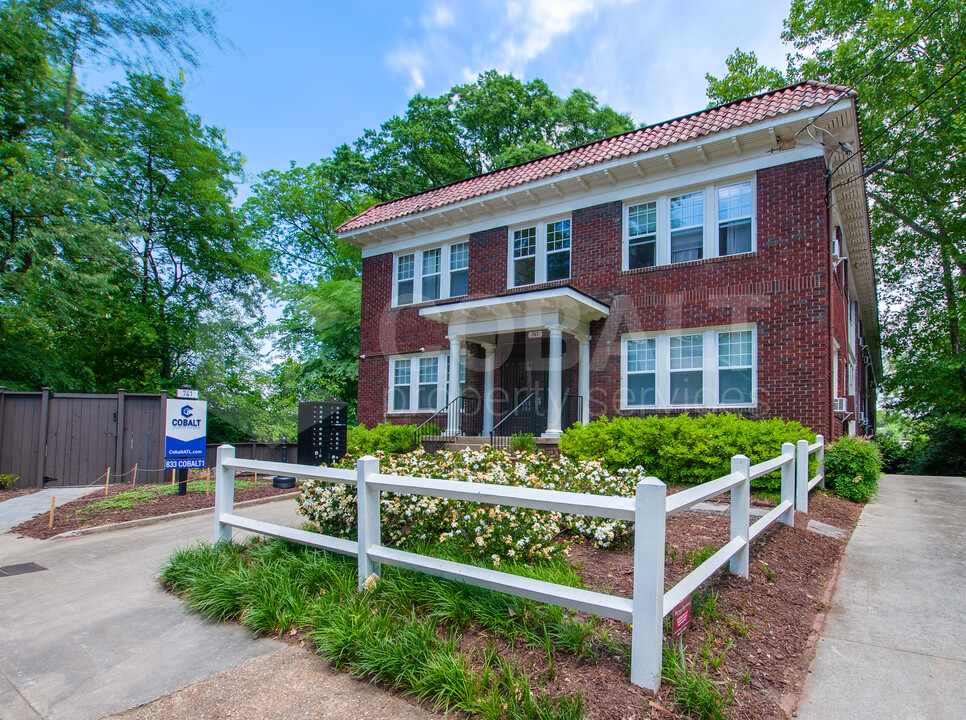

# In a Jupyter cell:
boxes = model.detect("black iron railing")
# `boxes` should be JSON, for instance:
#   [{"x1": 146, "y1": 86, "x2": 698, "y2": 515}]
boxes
[
  {"x1": 414, "y1": 395, "x2": 466, "y2": 449},
  {"x1": 489, "y1": 394, "x2": 583, "y2": 452},
  {"x1": 489, "y1": 393, "x2": 537, "y2": 451}
]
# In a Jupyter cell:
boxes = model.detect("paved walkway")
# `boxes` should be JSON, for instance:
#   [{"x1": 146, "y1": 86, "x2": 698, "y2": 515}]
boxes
[
  {"x1": 0, "y1": 488, "x2": 98, "y2": 533},
  {"x1": 796, "y1": 474, "x2": 966, "y2": 719},
  {"x1": 0, "y1": 499, "x2": 436, "y2": 720}
]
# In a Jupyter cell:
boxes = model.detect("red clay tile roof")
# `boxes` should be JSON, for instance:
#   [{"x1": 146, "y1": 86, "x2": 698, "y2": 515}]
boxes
[{"x1": 338, "y1": 80, "x2": 852, "y2": 234}]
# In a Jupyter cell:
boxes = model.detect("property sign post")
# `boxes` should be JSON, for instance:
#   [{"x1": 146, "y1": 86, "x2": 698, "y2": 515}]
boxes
[{"x1": 164, "y1": 396, "x2": 207, "y2": 496}]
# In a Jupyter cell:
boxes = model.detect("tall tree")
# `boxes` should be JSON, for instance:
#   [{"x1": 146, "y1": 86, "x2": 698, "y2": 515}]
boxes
[
  {"x1": 704, "y1": 0, "x2": 966, "y2": 420},
  {"x1": 92, "y1": 73, "x2": 270, "y2": 385}
]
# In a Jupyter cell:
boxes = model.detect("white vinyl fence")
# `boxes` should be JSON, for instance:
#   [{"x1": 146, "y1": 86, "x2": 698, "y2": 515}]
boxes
[{"x1": 214, "y1": 435, "x2": 825, "y2": 692}]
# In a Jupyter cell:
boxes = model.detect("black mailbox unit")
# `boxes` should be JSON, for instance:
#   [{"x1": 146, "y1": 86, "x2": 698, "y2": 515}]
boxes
[{"x1": 298, "y1": 401, "x2": 348, "y2": 465}]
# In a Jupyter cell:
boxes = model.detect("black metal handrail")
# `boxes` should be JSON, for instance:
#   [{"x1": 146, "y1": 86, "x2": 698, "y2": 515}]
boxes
[
  {"x1": 489, "y1": 393, "x2": 536, "y2": 451},
  {"x1": 414, "y1": 395, "x2": 466, "y2": 448}
]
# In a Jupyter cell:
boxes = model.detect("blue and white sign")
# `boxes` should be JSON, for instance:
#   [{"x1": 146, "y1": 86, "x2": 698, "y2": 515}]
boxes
[{"x1": 164, "y1": 398, "x2": 207, "y2": 469}]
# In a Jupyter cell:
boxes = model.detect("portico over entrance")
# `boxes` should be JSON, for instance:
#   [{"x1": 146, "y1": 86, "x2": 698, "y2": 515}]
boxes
[{"x1": 419, "y1": 287, "x2": 609, "y2": 437}]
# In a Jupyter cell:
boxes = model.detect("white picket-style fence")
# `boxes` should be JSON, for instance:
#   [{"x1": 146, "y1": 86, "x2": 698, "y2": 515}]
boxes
[{"x1": 213, "y1": 434, "x2": 825, "y2": 692}]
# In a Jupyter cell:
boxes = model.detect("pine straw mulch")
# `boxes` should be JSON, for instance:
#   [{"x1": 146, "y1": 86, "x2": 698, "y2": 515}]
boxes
[
  {"x1": 10, "y1": 473, "x2": 298, "y2": 539},
  {"x1": 282, "y1": 491, "x2": 862, "y2": 720}
]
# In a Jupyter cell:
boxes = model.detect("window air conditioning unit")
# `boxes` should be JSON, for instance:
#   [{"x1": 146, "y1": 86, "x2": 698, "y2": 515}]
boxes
[
  {"x1": 832, "y1": 226, "x2": 843, "y2": 262},
  {"x1": 834, "y1": 397, "x2": 848, "y2": 413}
]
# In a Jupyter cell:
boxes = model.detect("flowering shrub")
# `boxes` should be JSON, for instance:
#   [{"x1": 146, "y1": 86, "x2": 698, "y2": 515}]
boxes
[{"x1": 296, "y1": 446, "x2": 648, "y2": 566}]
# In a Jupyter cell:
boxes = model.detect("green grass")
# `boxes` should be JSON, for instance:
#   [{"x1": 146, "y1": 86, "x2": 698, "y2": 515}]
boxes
[
  {"x1": 160, "y1": 538, "x2": 591, "y2": 719},
  {"x1": 662, "y1": 643, "x2": 731, "y2": 720},
  {"x1": 79, "y1": 478, "x2": 262, "y2": 515}
]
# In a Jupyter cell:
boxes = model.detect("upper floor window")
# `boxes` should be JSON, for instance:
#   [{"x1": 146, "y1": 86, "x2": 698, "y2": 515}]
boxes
[
  {"x1": 394, "y1": 240, "x2": 469, "y2": 306},
  {"x1": 622, "y1": 325, "x2": 757, "y2": 409},
  {"x1": 624, "y1": 179, "x2": 755, "y2": 270},
  {"x1": 509, "y1": 217, "x2": 571, "y2": 287}
]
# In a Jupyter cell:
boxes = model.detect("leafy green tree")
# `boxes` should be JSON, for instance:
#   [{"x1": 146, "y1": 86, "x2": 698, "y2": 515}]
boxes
[
  {"x1": 91, "y1": 73, "x2": 270, "y2": 385},
  {"x1": 343, "y1": 70, "x2": 636, "y2": 200},
  {"x1": 704, "y1": 1, "x2": 966, "y2": 426}
]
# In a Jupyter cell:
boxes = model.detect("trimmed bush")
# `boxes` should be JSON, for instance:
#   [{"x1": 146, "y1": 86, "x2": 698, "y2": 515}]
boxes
[
  {"x1": 824, "y1": 436, "x2": 881, "y2": 502},
  {"x1": 0, "y1": 474, "x2": 18, "y2": 490},
  {"x1": 509, "y1": 433, "x2": 536, "y2": 453},
  {"x1": 346, "y1": 422, "x2": 439, "y2": 456},
  {"x1": 559, "y1": 414, "x2": 814, "y2": 491}
]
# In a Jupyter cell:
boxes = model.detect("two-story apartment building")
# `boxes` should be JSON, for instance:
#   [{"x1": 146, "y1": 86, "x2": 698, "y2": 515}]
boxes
[{"x1": 337, "y1": 81, "x2": 880, "y2": 442}]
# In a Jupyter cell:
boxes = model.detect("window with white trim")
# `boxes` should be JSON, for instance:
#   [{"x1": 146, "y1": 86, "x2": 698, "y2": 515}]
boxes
[
  {"x1": 623, "y1": 178, "x2": 755, "y2": 270},
  {"x1": 717, "y1": 182, "x2": 752, "y2": 256},
  {"x1": 394, "y1": 241, "x2": 470, "y2": 306},
  {"x1": 388, "y1": 352, "x2": 466, "y2": 413},
  {"x1": 670, "y1": 192, "x2": 704, "y2": 264},
  {"x1": 509, "y1": 217, "x2": 571, "y2": 287},
  {"x1": 621, "y1": 326, "x2": 757, "y2": 409}
]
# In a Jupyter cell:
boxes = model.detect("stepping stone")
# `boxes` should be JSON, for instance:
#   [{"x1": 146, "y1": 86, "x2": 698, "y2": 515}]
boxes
[{"x1": 806, "y1": 519, "x2": 847, "y2": 539}]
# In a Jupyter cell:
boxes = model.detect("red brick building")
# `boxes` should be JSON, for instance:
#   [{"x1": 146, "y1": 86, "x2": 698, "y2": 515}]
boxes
[{"x1": 338, "y1": 81, "x2": 880, "y2": 441}]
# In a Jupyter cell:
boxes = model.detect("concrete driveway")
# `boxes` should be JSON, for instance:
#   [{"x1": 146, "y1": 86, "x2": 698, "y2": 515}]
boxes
[{"x1": 0, "y1": 499, "x2": 433, "y2": 720}]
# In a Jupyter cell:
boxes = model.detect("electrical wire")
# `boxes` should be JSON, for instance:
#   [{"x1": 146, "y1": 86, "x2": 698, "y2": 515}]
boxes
[{"x1": 796, "y1": 0, "x2": 951, "y2": 139}]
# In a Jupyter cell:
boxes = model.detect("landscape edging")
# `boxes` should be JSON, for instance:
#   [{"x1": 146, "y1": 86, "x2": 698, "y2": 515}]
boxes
[{"x1": 47, "y1": 491, "x2": 300, "y2": 540}]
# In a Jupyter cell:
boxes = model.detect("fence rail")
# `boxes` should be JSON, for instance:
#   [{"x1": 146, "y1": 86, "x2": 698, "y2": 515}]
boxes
[{"x1": 213, "y1": 433, "x2": 826, "y2": 693}]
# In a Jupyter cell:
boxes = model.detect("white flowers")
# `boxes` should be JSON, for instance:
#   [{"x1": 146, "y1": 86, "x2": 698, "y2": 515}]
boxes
[{"x1": 296, "y1": 446, "x2": 645, "y2": 565}]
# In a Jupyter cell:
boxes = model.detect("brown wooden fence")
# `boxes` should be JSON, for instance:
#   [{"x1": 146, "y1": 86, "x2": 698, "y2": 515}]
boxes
[
  {"x1": 203, "y1": 442, "x2": 295, "y2": 469},
  {"x1": 0, "y1": 388, "x2": 167, "y2": 489}
]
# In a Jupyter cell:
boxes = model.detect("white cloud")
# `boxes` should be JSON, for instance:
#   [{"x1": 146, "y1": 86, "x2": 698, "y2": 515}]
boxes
[
  {"x1": 386, "y1": 46, "x2": 427, "y2": 93},
  {"x1": 421, "y1": 4, "x2": 455, "y2": 29}
]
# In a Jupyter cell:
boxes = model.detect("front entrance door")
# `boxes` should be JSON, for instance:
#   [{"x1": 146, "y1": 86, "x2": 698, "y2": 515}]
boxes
[{"x1": 498, "y1": 335, "x2": 573, "y2": 436}]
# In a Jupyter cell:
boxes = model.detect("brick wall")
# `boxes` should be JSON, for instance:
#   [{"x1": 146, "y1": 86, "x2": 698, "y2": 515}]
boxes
[{"x1": 357, "y1": 156, "x2": 839, "y2": 438}]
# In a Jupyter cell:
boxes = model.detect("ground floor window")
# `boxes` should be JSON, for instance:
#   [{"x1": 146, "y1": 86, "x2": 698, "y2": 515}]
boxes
[
  {"x1": 389, "y1": 351, "x2": 465, "y2": 413},
  {"x1": 622, "y1": 325, "x2": 756, "y2": 408}
]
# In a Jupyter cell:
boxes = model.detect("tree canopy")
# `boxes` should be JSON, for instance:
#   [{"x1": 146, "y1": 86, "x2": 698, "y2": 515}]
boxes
[{"x1": 705, "y1": 0, "x2": 966, "y2": 423}]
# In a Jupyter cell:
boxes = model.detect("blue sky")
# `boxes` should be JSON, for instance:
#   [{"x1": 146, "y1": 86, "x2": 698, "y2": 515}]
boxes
[{"x1": 82, "y1": 0, "x2": 793, "y2": 191}]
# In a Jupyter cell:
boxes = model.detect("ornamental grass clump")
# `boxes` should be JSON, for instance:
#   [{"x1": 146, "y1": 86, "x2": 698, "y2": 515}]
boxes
[{"x1": 296, "y1": 446, "x2": 647, "y2": 566}]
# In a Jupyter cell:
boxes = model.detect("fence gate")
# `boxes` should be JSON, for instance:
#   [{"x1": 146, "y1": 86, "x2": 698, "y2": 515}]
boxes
[{"x1": 0, "y1": 388, "x2": 166, "y2": 489}]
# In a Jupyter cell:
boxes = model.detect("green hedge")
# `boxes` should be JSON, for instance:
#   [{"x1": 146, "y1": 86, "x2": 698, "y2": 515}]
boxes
[
  {"x1": 346, "y1": 422, "x2": 439, "y2": 457},
  {"x1": 558, "y1": 413, "x2": 815, "y2": 491},
  {"x1": 825, "y1": 436, "x2": 881, "y2": 502}
]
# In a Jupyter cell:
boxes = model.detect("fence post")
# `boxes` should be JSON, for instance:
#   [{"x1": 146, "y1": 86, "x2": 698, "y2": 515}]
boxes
[
  {"x1": 729, "y1": 455, "x2": 750, "y2": 578},
  {"x1": 357, "y1": 455, "x2": 381, "y2": 590},
  {"x1": 780, "y1": 442, "x2": 795, "y2": 527},
  {"x1": 816, "y1": 435, "x2": 826, "y2": 488},
  {"x1": 114, "y1": 388, "x2": 126, "y2": 479},
  {"x1": 37, "y1": 387, "x2": 51, "y2": 488},
  {"x1": 630, "y1": 476, "x2": 666, "y2": 692},
  {"x1": 214, "y1": 444, "x2": 235, "y2": 544},
  {"x1": 796, "y1": 439, "x2": 809, "y2": 513}
]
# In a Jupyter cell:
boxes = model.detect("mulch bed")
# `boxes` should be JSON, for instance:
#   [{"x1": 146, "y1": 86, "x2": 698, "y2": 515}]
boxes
[{"x1": 11, "y1": 474, "x2": 298, "y2": 539}]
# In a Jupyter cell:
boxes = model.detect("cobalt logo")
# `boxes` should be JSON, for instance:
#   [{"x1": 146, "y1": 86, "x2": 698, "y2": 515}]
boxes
[{"x1": 181, "y1": 405, "x2": 193, "y2": 418}]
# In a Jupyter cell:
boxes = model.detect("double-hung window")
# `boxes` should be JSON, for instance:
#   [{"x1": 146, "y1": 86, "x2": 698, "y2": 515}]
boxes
[
  {"x1": 394, "y1": 241, "x2": 470, "y2": 306},
  {"x1": 623, "y1": 178, "x2": 755, "y2": 270},
  {"x1": 717, "y1": 330, "x2": 753, "y2": 404},
  {"x1": 622, "y1": 326, "x2": 756, "y2": 408},
  {"x1": 627, "y1": 201, "x2": 657, "y2": 269},
  {"x1": 509, "y1": 217, "x2": 571, "y2": 287},
  {"x1": 670, "y1": 192, "x2": 704, "y2": 264},
  {"x1": 389, "y1": 352, "x2": 466, "y2": 413},
  {"x1": 626, "y1": 338, "x2": 656, "y2": 406},
  {"x1": 718, "y1": 182, "x2": 752, "y2": 256},
  {"x1": 669, "y1": 334, "x2": 703, "y2": 404}
]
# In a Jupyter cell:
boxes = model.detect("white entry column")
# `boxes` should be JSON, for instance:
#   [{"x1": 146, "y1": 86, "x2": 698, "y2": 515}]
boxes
[
  {"x1": 578, "y1": 334, "x2": 591, "y2": 425},
  {"x1": 481, "y1": 342, "x2": 495, "y2": 434},
  {"x1": 447, "y1": 335, "x2": 461, "y2": 435},
  {"x1": 545, "y1": 327, "x2": 563, "y2": 437}
]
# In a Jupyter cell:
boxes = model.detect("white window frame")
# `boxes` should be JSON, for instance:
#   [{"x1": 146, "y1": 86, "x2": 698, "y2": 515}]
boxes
[
  {"x1": 622, "y1": 177, "x2": 757, "y2": 271},
  {"x1": 387, "y1": 351, "x2": 466, "y2": 414},
  {"x1": 507, "y1": 215, "x2": 572, "y2": 288},
  {"x1": 621, "y1": 324, "x2": 757, "y2": 409},
  {"x1": 392, "y1": 240, "x2": 470, "y2": 307}
]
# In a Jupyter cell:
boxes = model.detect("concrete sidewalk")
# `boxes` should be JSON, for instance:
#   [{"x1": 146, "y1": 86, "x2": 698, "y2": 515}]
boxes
[
  {"x1": 0, "y1": 499, "x2": 435, "y2": 720},
  {"x1": 0, "y1": 488, "x2": 99, "y2": 533},
  {"x1": 796, "y1": 474, "x2": 966, "y2": 719}
]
